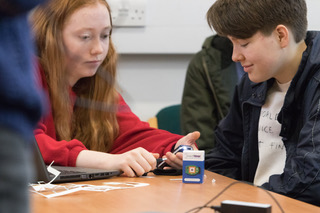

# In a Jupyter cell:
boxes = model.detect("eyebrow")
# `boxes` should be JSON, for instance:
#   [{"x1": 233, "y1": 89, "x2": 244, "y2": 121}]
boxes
[{"x1": 76, "y1": 26, "x2": 112, "y2": 32}]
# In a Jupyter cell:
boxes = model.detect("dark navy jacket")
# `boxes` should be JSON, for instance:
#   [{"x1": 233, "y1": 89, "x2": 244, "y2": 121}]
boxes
[
  {"x1": 205, "y1": 31, "x2": 320, "y2": 206},
  {"x1": 0, "y1": 0, "x2": 45, "y2": 140}
]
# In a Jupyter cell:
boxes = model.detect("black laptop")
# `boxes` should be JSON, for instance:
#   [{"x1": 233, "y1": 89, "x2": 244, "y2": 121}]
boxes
[{"x1": 32, "y1": 137, "x2": 120, "y2": 183}]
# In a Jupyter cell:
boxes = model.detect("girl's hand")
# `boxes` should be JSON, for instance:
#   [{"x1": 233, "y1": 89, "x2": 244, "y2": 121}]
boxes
[
  {"x1": 114, "y1": 148, "x2": 159, "y2": 177},
  {"x1": 76, "y1": 148, "x2": 159, "y2": 177}
]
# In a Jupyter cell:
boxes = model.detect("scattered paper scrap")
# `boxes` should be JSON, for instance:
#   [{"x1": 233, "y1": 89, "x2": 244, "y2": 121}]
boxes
[{"x1": 30, "y1": 182, "x2": 149, "y2": 198}]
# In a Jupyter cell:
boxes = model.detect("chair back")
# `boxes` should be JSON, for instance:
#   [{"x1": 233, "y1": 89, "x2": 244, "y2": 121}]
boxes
[{"x1": 156, "y1": 104, "x2": 181, "y2": 134}]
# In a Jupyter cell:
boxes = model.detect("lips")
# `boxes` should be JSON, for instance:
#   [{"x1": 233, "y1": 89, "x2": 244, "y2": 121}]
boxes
[
  {"x1": 86, "y1": 60, "x2": 102, "y2": 67},
  {"x1": 87, "y1": 60, "x2": 101, "y2": 64},
  {"x1": 242, "y1": 64, "x2": 253, "y2": 72}
]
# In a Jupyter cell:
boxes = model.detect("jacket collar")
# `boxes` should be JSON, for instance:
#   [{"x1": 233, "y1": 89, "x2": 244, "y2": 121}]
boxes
[
  {"x1": 278, "y1": 31, "x2": 320, "y2": 136},
  {"x1": 245, "y1": 78, "x2": 274, "y2": 107},
  {"x1": 289, "y1": 31, "x2": 320, "y2": 104}
]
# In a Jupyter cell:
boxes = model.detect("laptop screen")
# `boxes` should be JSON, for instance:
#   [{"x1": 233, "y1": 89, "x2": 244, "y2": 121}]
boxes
[{"x1": 31, "y1": 137, "x2": 120, "y2": 183}]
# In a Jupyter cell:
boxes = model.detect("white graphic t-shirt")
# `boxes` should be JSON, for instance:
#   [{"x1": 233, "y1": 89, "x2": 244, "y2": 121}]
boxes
[{"x1": 254, "y1": 80, "x2": 291, "y2": 186}]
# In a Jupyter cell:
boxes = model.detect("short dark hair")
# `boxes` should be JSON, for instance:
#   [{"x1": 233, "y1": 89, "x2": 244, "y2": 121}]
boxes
[{"x1": 207, "y1": 0, "x2": 307, "y2": 42}]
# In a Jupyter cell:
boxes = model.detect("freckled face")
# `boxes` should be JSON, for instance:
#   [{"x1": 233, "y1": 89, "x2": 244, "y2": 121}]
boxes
[
  {"x1": 62, "y1": 3, "x2": 111, "y2": 86},
  {"x1": 228, "y1": 31, "x2": 286, "y2": 83}
]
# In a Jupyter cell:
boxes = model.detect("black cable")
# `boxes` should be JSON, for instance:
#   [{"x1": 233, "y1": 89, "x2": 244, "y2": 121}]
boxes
[
  {"x1": 210, "y1": 206, "x2": 222, "y2": 212},
  {"x1": 184, "y1": 180, "x2": 285, "y2": 213},
  {"x1": 185, "y1": 205, "x2": 216, "y2": 213},
  {"x1": 185, "y1": 181, "x2": 239, "y2": 213},
  {"x1": 260, "y1": 187, "x2": 285, "y2": 213}
]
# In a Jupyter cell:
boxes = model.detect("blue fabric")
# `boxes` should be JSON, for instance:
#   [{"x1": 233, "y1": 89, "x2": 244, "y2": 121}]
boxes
[
  {"x1": 235, "y1": 62, "x2": 245, "y2": 82},
  {"x1": 205, "y1": 31, "x2": 320, "y2": 206},
  {"x1": 0, "y1": 128, "x2": 33, "y2": 213},
  {"x1": 0, "y1": 0, "x2": 45, "y2": 16},
  {"x1": 0, "y1": 0, "x2": 45, "y2": 141}
]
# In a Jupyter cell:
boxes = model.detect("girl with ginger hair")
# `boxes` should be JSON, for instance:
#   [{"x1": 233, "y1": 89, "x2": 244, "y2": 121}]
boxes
[{"x1": 32, "y1": 0, "x2": 199, "y2": 177}]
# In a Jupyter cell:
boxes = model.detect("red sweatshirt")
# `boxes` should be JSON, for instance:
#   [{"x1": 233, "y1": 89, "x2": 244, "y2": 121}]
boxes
[{"x1": 34, "y1": 68, "x2": 183, "y2": 167}]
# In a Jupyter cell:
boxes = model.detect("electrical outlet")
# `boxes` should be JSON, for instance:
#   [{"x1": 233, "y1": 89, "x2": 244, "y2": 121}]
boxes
[{"x1": 108, "y1": 0, "x2": 146, "y2": 27}]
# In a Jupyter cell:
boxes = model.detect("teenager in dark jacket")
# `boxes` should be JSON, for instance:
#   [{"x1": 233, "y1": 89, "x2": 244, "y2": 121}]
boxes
[
  {"x1": 181, "y1": 35, "x2": 244, "y2": 153},
  {"x1": 205, "y1": 0, "x2": 320, "y2": 206},
  {"x1": 0, "y1": 1, "x2": 45, "y2": 213}
]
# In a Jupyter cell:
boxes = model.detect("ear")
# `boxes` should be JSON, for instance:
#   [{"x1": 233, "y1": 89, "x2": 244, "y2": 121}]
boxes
[{"x1": 275, "y1": 25, "x2": 289, "y2": 48}]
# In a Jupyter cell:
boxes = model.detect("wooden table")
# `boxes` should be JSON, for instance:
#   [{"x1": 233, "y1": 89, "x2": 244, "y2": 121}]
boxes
[{"x1": 31, "y1": 170, "x2": 320, "y2": 213}]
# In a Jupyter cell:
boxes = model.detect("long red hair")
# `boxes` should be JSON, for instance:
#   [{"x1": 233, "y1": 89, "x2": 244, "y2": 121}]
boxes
[{"x1": 31, "y1": 0, "x2": 119, "y2": 152}]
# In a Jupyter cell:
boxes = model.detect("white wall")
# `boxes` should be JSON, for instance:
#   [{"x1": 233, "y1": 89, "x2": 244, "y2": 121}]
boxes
[
  {"x1": 111, "y1": 0, "x2": 214, "y2": 54},
  {"x1": 113, "y1": 0, "x2": 214, "y2": 121},
  {"x1": 117, "y1": 54, "x2": 193, "y2": 121},
  {"x1": 114, "y1": 0, "x2": 320, "y2": 122}
]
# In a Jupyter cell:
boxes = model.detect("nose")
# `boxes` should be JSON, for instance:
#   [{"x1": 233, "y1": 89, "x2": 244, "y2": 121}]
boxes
[
  {"x1": 91, "y1": 39, "x2": 104, "y2": 55},
  {"x1": 232, "y1": 46, "x2": 245, "y2": 62}
]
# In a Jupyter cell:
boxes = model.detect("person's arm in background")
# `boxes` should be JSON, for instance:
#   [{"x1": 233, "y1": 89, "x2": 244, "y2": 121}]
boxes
[
  {"x1": 181, "y1": 53, "x2": 217, "y2": 153},
  {"x1": 0, "y1": 0, "x2": 45, "y2": 16},
  {"x1": 181, "y1": 35, "x2": 238, "y2": 153},
  {"x1": 0, "y1": 1, "x2": 46, "y2": 213}
]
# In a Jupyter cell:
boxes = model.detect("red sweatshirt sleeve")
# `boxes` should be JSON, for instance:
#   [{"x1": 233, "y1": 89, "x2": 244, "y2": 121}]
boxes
[
  {"x1": 34, "y1": 63, "x2": 183, "y2": 166},
  {"x1": 110, "y1": 95, "x2": 183, "y2": 156},
  {"x1": 34, "y1": 93, "x2": 183, "y2": 166},
  {"x1": 34, "y1": 123, "x2": 88, "y2": 167}
]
